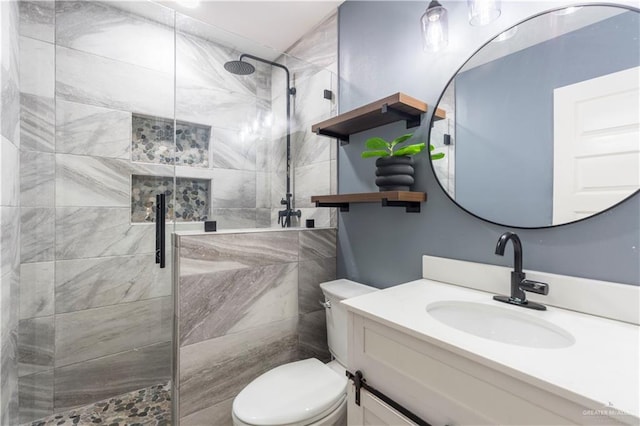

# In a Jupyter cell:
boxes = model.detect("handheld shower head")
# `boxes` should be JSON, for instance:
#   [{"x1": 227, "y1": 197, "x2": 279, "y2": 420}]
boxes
[{"x1": 223, "y1": 60, "x2": 255, "y2": 75}]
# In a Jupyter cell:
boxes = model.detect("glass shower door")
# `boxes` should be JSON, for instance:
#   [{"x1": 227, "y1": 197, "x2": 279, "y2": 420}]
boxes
[{"x1": 17, "y1": 1, "x2": 176, "y2": 423}]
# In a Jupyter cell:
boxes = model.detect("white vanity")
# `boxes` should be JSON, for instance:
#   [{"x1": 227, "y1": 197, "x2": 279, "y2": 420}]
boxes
[{"x1": 343, "y1": 256, "x2": 639, "y2": 426}]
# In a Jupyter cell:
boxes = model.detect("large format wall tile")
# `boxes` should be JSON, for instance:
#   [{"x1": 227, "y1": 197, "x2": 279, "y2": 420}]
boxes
[
  {"x1": 54, "y1": 341, "x2": 171, "y2": 412},
  {"x1": 211, "y1": 127, "x2": 257, "y2": 171},
  {"x1": 180, "y1": 397, "x2": 233, "y2": 426},
  {"x1": 176, "y1": 31, "x2": 255, "y2": 97},
  {"x1": 19, "y1": 1, "x2": 55, "y2": 43},
  {"x1": 294, "y1": 161, "x2": 331, "y2": 209},
  {"x1": 293, "y1": 128, "x2": 331, "y2": 168},
  {"x1": 179, "y1": 262, "x2": 298, "y2": 346},
  {"x1": 209, "y1": 208, "x2": 257, "y2": 230},
  {"x1": 55, "y1": 155, "x2": 130, "y2": 207},
  {"x1": 211, "y1": 168, "x2": 256, "y2": 208},
  {"x1": 55, "y1": 297, "x2": 172, "y2": 367},
  {"x1": 21, "y1": 93, "x2": 55, "y2": 153},
  {"x1": 298, "y1": 257, "x2": 336, "y2": 315},
  {"x1": 20, "y1": 150, "x2": 54, "y2": 207},
  {"x1": 179, "y1": 231, "x2": 298, "y2": 275},
  {"x1": 18, "y1": 369, "x2": 53, "y2": 424},
  {"x1": 179, "y1": 318, "x2": 297, "y2": 418},
  {"x1": 19, "y1": 36, "x2": 54, "y2": 98},
  {"x1": 175, "y1": 84, "x2": 256, "y2": 130},
  {"x1": 19, "y1": 262, "x2": 54, "y2": 320},
  {"x1": 0, "y1": 4, "x2": 20, "y2": 145},
  {"x1": 56, "y1": 100, "x2": 130, "y2": 158},
  {"x1": 55, "y1": 1, "x2": 174, "y2": 74},
  {"x1": 56, "y1": 46, "x2": 174, "y2": 118},
  {"x1": 299, "y1": 228, "x2": 337, "y2": 260},
  {"x1": 18, "y1": 317, "x2": 54, "y2": 377},
  {"x1": 55, "y1": 254, "x2": 171, "y2": 314},
  {"x1": 0, "y1": 206, "x2": 20, "y2": 282},
  {"x1": 55, "y1": 207, "x2": 155, "y2": 259},
  {"x1": 21, "y1": 207, "x2": 55, "y2": 263},
  {"x1": 298, "y1": 310, "x2": 331, "y2": 362},
  {"x1": 1, "y1": 136, "x2": 20, "y2": 206}
]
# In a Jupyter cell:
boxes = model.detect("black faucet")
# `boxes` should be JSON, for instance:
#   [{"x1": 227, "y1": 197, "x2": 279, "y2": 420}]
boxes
[
  {"x1": 493, "y1": 231, "x2": 549, "y2": 310},
  {"x1": 277, "y1": 193, "x2": 301, "y2": 228}
]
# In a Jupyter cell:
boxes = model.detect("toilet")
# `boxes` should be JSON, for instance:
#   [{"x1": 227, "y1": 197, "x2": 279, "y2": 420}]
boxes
[{"x1": 232, "y1": 279, "x2": 378, "y2": 426}]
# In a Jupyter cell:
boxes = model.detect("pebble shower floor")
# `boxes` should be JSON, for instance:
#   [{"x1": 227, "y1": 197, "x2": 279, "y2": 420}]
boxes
[{"x1": 26, "y1": 383, "x2": 171, "y2": 426}]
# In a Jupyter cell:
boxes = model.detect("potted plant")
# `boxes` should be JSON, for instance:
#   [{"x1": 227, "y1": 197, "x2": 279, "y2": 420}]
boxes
[{"x1": 361, "y1": 133, "x2": 444, "y2": 191}]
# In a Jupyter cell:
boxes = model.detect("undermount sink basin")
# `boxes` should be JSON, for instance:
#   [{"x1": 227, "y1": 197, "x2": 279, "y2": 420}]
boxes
[{"x1": 426, "y1": 301, "x2": 575, "y2": 349}]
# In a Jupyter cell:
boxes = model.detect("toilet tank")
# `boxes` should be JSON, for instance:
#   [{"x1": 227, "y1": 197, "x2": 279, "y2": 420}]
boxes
[{"x1": 320, "y1": 279, "x2": 378, "y2": 366}]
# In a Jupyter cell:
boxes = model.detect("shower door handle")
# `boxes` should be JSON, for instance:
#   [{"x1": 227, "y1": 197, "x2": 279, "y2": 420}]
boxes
[{"x1": 155, "y1": 194, "x2": 166, "y2": 268}]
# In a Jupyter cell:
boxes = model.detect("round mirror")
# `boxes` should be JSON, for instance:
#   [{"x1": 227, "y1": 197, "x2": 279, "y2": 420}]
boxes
[{"x1": 429, "y1": 4, "x2": 639, "y2": 228}]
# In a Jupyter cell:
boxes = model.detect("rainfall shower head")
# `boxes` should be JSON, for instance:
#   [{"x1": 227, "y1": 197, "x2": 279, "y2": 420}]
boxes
[{"x1": 224, "y1": 60, "x2": 255, "y2": 75}]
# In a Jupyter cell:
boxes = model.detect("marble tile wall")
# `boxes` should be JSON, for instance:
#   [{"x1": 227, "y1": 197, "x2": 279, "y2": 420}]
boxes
[
  {"x1": 175, "y1": 228, "x2": 336, "y2": 422},
  {"x1": 16, "y1": 2, "x2": 175, "y2": 422},
  {"x1": 1, "y1": 1, "x2": 21, "y2": 424}
]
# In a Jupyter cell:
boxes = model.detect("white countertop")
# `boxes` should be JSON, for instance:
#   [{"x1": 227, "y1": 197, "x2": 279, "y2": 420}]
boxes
[{"x1": 343, "y1": 279, "x2": 640, "y2": 422}]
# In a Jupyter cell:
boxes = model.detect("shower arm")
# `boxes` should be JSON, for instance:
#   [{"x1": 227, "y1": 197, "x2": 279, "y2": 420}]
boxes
[{"x1": 239, "y1": 54, "x2": 298, "y2": 226}]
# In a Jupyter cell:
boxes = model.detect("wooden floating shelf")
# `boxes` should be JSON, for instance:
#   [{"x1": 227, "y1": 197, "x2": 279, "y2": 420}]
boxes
[
  {"x1": 311, "y1": 92, "x2": 446, "y2": 143},
  {"x1": 311, "y1": 191, "x2": 427, "y2": 213}
]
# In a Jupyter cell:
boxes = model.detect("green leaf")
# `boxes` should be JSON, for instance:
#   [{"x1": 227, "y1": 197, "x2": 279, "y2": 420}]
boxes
[
  {"x1": 365, "y1": 137, "x2": 390, "y2": 150},
  {"x1": 429, "y1": 144, "x2": 435, "y2": 152},
  {"x1": 390, "y1": 133, "x2": 414, "y2": 148},
  {"x1": 393, "y1": 143, "x2": 425, "y2": 156},
  {"x1": 361, "y1": 150, "x2": 390, "y2": 158},
  {"x1": 430, "y1": 152, "x2": 445, "y2": 160}
]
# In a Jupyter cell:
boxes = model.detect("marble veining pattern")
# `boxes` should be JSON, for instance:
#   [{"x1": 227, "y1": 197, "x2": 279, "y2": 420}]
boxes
[
  {"x1": 179, "y1": 318, "x2": 297, "y2": 418},
  {"x1": 55, "y1": 254, "x2": 171, "y2": 314},
  {"x1": 54, "y1": 342, "x2": 171, "y2": 412},
  {"x1": 55, "y1": 207, "x2": 155, "y2": 260},
  {"x1": 179, "y1": 397, "x2": 233, "y2": 426},
  {"x1": 26, "y1": 381, "x2": 170, "y2": 426},
  {"x1": 19, "y1": 36, "x2": 54, "y2": 99},
  {"x1": 211, "y1": 126, "x2": 257, "y2": 171},
  {"x1": 1, "y1": 136, "x2": 20, "y2": 206},
  {"x1": 55, "y1": 46, "x2": 174, "y2": 118},
  {"x1": 55, "y1": 297, "x2": 172, "y2": 367},
  {"x1": 20, "y1": 151, "x2": 55, "y2": 207},
  {"x1": 299, "y1": 257, "x2": 337, "y2": 315},
  {"x1": 19, "y1": 262, "x2": 55, "y2": 320},
  {"x1": 179, "y1": 231, "x2": 298, "y2": 275},
  {"x1": 295, "y1": 162, "x2": 331, "y2": 209},
  {"x1": 299, "y1": 228, "x2": 336, "y2": 260},
  {"x1": 209, "y1": 208, "x2": 258, "y2": 230},
  {"x1": 55, "y1": 100, "x2": 131, "y2": 159},
  {"x1": 211, "y1": 168, "x2": 256, "y2": 209},
  {"x1": 21, "y1": 208, "x2": 55, "y2": 263},
  {"x1": 298, "y1": 310, "x2": 331, "y2": 362},
  {"x1": 179, "y1": 262, "x2": 298, "y2": 346},
  {"x1": 19, "y1": 1, "x2": 55, "y2": 43},
  {"x1": 21, "y1": 93, "x2": 55, "y2": 153},
  {"x1": 55, "y1": 1, "x2": 174, "y2": 75},
  {"x1": 18, "y1": 317, "x2": 54, "y2": 377},
  {"x1": 19, "y1": 369, "x2": 53, "y2": 424}
]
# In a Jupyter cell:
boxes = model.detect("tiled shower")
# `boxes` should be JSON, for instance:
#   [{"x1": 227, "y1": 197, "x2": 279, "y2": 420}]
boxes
[{"x1": 0, "y1": 1, "x2": 338, "y2": 424}]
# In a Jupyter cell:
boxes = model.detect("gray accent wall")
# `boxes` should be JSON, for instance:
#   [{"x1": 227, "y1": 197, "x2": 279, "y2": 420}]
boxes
[
  {"x1": 175, "y1": 228, "x2": 336, "y2": 424},
  {"x1": 337, "y1": 1, "x2": 639, "y2": 287},
  {"x1": 455, "y1": 11, "x2": 640, "y2": 226}
]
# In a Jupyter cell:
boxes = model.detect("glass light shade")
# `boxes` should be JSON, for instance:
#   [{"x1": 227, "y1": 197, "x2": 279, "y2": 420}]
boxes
[
  {"x1": 468, "y1": 0, "x2": 501, "y2": 26},
  {"x1": 421, "y1": 1, "x2": 449, "y2": 52}
]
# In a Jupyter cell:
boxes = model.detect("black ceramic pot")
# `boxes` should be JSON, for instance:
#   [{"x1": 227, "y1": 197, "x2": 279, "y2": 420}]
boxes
[{"x1": 375, "y1": 156, "x2": 415, "y2": 191}]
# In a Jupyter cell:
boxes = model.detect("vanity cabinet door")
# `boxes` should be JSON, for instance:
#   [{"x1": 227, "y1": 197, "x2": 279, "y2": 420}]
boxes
[{"x1": 347, "y1": 385, "x2": 417, "y2": 426}]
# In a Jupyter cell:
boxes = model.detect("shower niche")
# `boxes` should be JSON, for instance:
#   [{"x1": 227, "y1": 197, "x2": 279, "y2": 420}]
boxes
[{"x1": 131, "y1": 114, "x2": 212, "y2": 223}]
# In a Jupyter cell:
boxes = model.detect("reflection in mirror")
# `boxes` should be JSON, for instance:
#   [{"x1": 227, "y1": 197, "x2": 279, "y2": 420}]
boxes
[{"x1": 430, "y1": 5, "x2": 639, "y2": 228}]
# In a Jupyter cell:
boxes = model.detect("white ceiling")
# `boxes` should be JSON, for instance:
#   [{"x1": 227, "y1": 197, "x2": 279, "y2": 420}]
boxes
[{"x1": 158, "y1": 0, "x2": 343, "y2": 55}]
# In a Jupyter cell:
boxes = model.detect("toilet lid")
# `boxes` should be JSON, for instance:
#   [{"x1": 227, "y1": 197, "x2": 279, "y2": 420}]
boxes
[{"x1": 233, "y1": 358, "x2": 347, "y2": 426}]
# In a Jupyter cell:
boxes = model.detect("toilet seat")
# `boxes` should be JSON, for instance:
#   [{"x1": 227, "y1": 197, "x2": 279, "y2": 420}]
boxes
[{"x1": 232, "y1": 358, "x2": 347, "y2": 426}]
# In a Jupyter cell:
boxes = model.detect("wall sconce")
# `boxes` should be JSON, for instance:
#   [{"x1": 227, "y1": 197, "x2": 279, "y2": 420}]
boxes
[
  {"x1": 421, "y1": 0, "x2": 449, "y2": 52},
  {"x1": 468, "y1": 0, "x2": 501, "y2": 26}
]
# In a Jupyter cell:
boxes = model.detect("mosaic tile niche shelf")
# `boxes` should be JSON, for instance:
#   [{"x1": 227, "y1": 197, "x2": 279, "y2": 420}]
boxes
[
  {"x1": 132, "y1": 114, "x2": 211, "y2": 167},
  {"x1": 131, "y1": 175, "x2": 211, "y2": 222}
]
